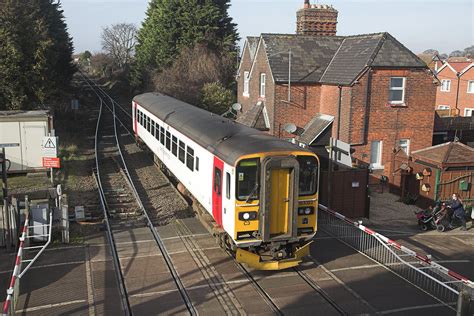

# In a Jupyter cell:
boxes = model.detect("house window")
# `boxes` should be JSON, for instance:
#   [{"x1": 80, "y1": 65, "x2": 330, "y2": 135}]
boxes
[
  {"x1": 467, "y1": 81, "x2": 474, "y2": 93},
  {"x1": 399, "y1": 139, "x2": 410, "y2": 155},
  {"x1": 389, "y1": 77, "x2": 406, "y2": 104},
  {"x1": 438, "y1": 105, "x2": 450, "y2": 110},
  {"x1": 243, "y1": 71, "x2": 250, "y2": 96},
  {"x1": 465, "y1": 108, "x2": 474, "y2": 117},
  {"x1": 260, "y1": 73, "x2": 266, "y2": 97},
  {"x1": 186, "y1": 147, "x2": 194, "y2": 171},
  {"x1": 370, "y1": 140, "x2": 383, "y2": 168},
  {"x1": 440, "y1": 79, "x2": 451, "y2": 92}
]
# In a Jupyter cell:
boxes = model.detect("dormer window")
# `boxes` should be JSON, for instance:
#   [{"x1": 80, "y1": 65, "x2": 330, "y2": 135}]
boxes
[
  {"x1": 260, "y1": 73, "x2": 266, "y2": 97},
  {"x1": 243, "y1": 71, "x2": 250, "y2": 96}
]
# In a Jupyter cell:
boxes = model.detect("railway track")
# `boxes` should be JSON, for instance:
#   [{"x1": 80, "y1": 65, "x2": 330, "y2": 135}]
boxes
[
  {"x1": 82, "y1": 73, "x2": 359, "y2": 315},
  {"x1": 92, "y1": 82, "x2": 196, "y2": 315}
]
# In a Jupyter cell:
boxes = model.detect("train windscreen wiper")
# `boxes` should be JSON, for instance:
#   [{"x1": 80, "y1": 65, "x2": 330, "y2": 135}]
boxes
[{"x1": 245, "y1": 183, "x2": 259, "y2": 203}]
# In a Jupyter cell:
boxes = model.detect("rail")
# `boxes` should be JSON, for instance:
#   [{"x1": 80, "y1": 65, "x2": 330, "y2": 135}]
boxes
[
  {"x1": 87, "y1": 73, "x2": 196, "y2": 315},
  {"x1": 318, "y1": 204, "x2": 474, "y2": 314},
  {"x1": 2, "y1": 214, "x2": 29, "y2": 316},
  {"x1": 94, "y1": 98, "x2": 131, "y2": 315}
]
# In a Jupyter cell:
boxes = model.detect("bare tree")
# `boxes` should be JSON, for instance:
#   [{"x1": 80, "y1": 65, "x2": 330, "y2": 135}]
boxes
[{"x1": 101, "y1": 23, "x2": 137, "y2": 69}]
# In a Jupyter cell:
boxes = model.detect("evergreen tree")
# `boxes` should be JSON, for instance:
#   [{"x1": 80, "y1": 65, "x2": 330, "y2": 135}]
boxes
[
  {"x1": 0, "y1": 0, "x2": 75, "y2": 110},
  {"x1": 132, "y1": 0, "x2": 239, "y2": 88}
]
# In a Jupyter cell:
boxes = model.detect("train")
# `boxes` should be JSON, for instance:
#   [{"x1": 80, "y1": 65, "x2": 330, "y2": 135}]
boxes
[{"x1": 132, "y1": 93, "x2": 319, "y2": 270}]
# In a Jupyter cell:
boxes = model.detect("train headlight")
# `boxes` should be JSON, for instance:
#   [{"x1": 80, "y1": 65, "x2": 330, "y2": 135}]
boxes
[
  {"x1": 239, "y1": 211, "x2": 257, "y2": 221},
  {"x1": 298, "y1": 206, "x2": 314, "y2": 215}
]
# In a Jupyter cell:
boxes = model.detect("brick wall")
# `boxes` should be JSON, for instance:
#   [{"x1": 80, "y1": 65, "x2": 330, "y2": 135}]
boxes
[
  {"x1": 237, "y1": 45, "x2": 254, "y2": 113},
  {"x1": 274, "y1": 83, "x2": 321, "y2": 138},
  {"x1": 351, "y1": 68, "x2": 436, "y2": 177},
  {"x1": 435, "y1": 67, "x2": 458, "y2": 111},
  {"x1": 458, "y1": 67, "x2": 474, "y2": 116}
]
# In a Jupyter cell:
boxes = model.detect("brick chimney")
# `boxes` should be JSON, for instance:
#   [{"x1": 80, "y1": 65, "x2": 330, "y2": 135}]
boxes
[{"x1": 296, "y1": 1, "x2": 338, "y2": 36}]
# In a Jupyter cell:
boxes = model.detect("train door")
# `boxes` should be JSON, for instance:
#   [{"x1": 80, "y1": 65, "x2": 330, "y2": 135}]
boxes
[
  {"x1": 260, "y1": 157, "x2": 299, "y2": 241},
  {"x1": 212, "y1": 157, "x2": 224, "y2": 226}
]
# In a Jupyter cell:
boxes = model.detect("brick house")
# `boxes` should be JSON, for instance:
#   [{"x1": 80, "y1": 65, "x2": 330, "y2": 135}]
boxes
[
  {"x1": 435, "y1": 60, "x2": 474, "y2": 117},
  {"x1": 236, "y1": 1, "x2": 438, "y2": 178}
]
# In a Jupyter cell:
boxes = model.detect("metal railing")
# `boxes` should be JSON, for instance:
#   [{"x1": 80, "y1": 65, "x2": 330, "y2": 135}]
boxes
[{"x1": 318, "y1": 204, "x2": 474, "y2": 314}]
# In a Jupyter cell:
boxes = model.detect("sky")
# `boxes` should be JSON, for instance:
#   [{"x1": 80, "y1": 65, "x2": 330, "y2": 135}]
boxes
[{"x1": 62, "y1": 0, "x2": 474, "y2": 55}]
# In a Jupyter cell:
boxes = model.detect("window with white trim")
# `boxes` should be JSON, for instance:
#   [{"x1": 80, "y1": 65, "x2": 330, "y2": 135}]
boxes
[
  {"x1": 440, "y1": 79, "x2": 451, "y2": 92},
  {"x1": 389, "y1": 77, "x2": 406, "y2": 104},
  {"x1": 467, "y1": 81, "x2": 474, "y2": 93},
  {"x1": 243, "y1": 71, "x2": 250, "y2": 96},
  {"x1": 465, "y1": 108, "x2": 474, "y2": 117},
  {"x1": 260, "y1": 73, "x2": 266, "y2": 97},
  {"x1": 399, "y1": 139, "x2": 410, "y2": 155},
  {"x1": 370, "y1": 140, "x2": 383, "y2": 168},
  {"x1": 438, "y1": 105, "x2": 450, "y2": 110}
]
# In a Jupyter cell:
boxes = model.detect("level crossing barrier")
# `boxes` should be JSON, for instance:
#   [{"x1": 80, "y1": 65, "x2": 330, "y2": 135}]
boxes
[{"x1": 318, "y1": 204, "x2": 473, "y2": 314}]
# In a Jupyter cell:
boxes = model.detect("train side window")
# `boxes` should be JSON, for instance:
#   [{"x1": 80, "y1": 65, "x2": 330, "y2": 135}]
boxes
[
  {"x1": 139, "y1": 111, "x2": 142, "y2": 125},
  {"x1": 178, "y1": 141, "x2": 185, "y2": 163},
  {"x1": 147, "y1": 117, "x2": 151, "y2": 133},
  {"x1": 166, "y1": 131, "x2": 171, "y2": 150},
  {"x1": 152, "y1": 121, "x2": 156, "y2": 136},
  {"x1": 195, "y1": 157, "x2": 199, "y2": 171},
  {"x1": 186, "y1": 147, "x2": 194, "y2": 171},
  {"x1": 214, "y1": 168, "x2": 222, "y2": 195},
  {"x1": 155, "y1": 123, "x2": 160, "y2": 141},
  {"x1": 160, "y1": 127, "x2": 165, "y2": 145},
  {"x1": 171, "y1": 136, "x2": 178, "y2": 156},
  {"x1": 226, "y1": 172, "x2": 231, "y2": 199}
]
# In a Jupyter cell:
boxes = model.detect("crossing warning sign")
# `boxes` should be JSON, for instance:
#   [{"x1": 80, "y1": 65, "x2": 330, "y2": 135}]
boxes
[
  {"x1": 42, "y1": 157, "x2": 60, "y2": 168},
  {"x1": 42, "y1": 136, "x2": 57, "y2": 158}
]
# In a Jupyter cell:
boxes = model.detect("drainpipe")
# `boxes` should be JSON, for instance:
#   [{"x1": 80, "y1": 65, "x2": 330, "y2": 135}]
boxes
[
  {"x1": 455, "y1": 75, "x2": 461, "y2": 116},
  {"x1": 336, "y1": 85, "x2": 342, "y2": 140},
  {"x1": 351, "y1": 68, "x2": 372, "y2": 146}
]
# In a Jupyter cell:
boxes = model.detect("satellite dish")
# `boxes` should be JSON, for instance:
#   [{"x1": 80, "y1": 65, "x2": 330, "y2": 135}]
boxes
[
  {"x1": 283, "y1": 123, "x2": 297, "y2": 134},
  {"x1": 231, "y1": 103, "x2": 242, "y2": 112}
]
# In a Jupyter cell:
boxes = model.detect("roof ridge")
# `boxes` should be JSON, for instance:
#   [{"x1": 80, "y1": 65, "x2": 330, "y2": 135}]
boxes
[
  {"x1": 366, "y1": 32, "x2": 388, "y2": 67},
  {"x1": 320, "y1": 37, "x2": 347, "y2": 82}
]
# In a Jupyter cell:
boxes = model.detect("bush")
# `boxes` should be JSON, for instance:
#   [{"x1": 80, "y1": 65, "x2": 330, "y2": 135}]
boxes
[{"x1": 200, "y1": 82, "x2": 235, "y2": 114}]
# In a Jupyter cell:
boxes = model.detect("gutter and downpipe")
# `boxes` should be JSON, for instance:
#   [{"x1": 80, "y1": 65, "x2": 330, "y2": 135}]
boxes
[{"x1": 351, "y1": 67, "x2": 372, "y2": 146}]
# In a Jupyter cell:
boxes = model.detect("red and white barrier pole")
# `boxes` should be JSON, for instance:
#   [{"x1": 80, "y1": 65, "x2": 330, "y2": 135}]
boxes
[{"x1": 2, "y1": 216, "x2": 29, "y2": 316}]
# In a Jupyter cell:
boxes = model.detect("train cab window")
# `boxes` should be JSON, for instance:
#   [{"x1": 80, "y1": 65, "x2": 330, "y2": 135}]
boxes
[
  {"x1": 186, "y1": 147, "x2": 194, "y2": 171},
  {"x1": 226, "y1": 172, "x2": 231, "y2": 199},
  {"x1": 195, "y1": 157, "x2": 199, "y2": 171},
  {"x1": 297, "y1": 156, "x2": 318, "y2": 196},
  {"x1": 166, "y1": 131, "x2": 171, "y2": 150},
  {"x1": 171, "y1": 136, "x2": 178, "y2": 156},
  {"x1": 178, "y1": 141, "x2": 185, "y2": 163},
  {"x1": 236, "y1": 158, "x2": 259, "y2": 201},
  {"x1": 160, "y1": 127, "x2": 165, "y2": 145}
]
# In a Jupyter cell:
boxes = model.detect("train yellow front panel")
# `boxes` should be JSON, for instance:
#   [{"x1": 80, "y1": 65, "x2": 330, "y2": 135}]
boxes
[{"x1": 269, "y1": 168, "x2": 290, "y2": 236}]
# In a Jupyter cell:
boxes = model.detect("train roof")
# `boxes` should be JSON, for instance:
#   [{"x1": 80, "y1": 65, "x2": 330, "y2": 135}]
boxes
[{"x1": 133, "y1": 93, "x2": 311, "y2": 165}]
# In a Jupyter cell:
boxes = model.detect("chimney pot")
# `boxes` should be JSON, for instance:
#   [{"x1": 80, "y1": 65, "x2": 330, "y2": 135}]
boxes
[{"x1": 304, "y1": 0, "x2": 310, "y2": 9}]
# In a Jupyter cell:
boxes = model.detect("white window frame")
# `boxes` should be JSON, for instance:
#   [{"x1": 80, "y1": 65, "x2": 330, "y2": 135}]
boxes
[
  {"x1": 437, "y1": 105, "x2": 450, "y2": 110},
  {"x1": 260, "y1": 73, "x2": 266, "y2": 97},
  {"x1": 262, "y1": 104, "x2": 270, "y2": 129},
  {"x1": 440, "y1": 79, "x2": 451, "y2": 92},
  {"x1": 243, "y1": 71, "x2": 250, "y2": 96},
  {"x1": 467, "y1": 80, "x2": 474, "y2": 94},
  {"x1": 464, "y1": 108, "x2": 474, "y2": 117},
  {"x1": 399, "y1": 139, "x2": 410, "y2": 155},
  {"x1": 370, "y1": 140, "x2": 383, "y2": 169},
  {"x1": 389, "y1": 77, "x2": 406, "y2": 104}
]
